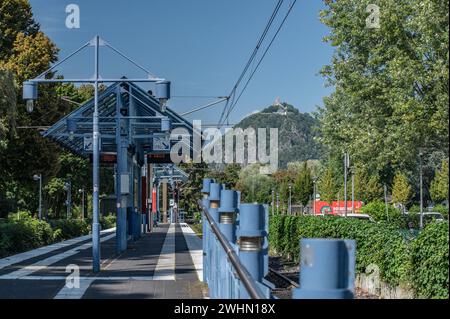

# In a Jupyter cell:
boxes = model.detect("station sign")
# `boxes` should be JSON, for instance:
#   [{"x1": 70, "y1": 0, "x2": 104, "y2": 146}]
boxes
[{"x1": 89, "y1": 152, "x2": 117, "y2": 164}]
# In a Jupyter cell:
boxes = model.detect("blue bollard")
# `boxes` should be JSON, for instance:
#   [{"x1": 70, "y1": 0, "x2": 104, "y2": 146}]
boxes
[
  {"x1": 237, "y1": 203, "x2": 267, "y2": 299},
  {"x1": 208, "y1": 182, "x2": 222, "y2": 298},
  {"x1": 292, "y1": 239, "x2": 356, "y2": 299},
  {"x1": 201, "y1": 178, "x2": 214, "y2": 284},
  {"x1": 218, "y1": 190, "x2": 238, "y2": 298}
]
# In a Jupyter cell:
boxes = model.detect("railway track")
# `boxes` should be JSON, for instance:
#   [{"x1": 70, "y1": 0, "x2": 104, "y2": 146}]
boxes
[{"x1": 268, "y1": 267, "x2": 299, "y2": 289}]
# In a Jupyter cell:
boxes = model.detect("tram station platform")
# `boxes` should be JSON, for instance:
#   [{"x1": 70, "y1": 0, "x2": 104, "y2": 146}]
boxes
[{"x1": 0, "y1": 223, "x2": 205, "y2": 299}]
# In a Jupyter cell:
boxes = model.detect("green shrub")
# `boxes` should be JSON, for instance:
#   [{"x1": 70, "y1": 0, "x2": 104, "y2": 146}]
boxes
[
  {"x1": 48, "y1": 219, "x2": 91, "y2": 240},
  {"x1": 269, "y1": 214, "x2": 449, "y2": 298},
  {"x1": 100, "y1": 215, "x2": 116, "y2": 229},
  {"x1": 361, "y1": 201, "x2": 407, "y2": 229},
  {"x1": 7, "y1": 210, "x2": 33, "y2": 221},
  {"x1": 432, "y1": 205, "x2": 449, "y2": 219},
  {"x1": 410, "y1": 222, "x2": 449, "y2": 299},
  {"x1": 0, "y1": 218, "x2": 54, "y2": 258},
  {"x1": 409, "y1": 205, "x2": 420, "y2": 213}
]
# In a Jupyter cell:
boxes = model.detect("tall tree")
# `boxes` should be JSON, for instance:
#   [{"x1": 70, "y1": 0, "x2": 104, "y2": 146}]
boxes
[
  {"x1": 318, "y1": 0, "x2": 449, "y2": 188},
  {"x1": 0, "y1": 0, "x2": 39, "y2": 60},
  {"x1": 430, "y1": 159, "x2": 449, "y2": 204},
  {"x1": 391, "y1": 171, "x2": 412, "y2": 206},
  {"x1": 353, "y1": 166, "x2": 383, "y2": 203},
  {"x1": 318, "y1": 164, "x2": 336, "y2": 204},
  {"x1": 294, "y1": 162, "x2": 313, "y2": 206}
]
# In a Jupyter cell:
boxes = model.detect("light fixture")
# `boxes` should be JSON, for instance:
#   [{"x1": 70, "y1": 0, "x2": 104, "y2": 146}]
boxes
[
  {"x1": 23, "y1": 81, "x2": 38, "y2": 113},
  {"x1": 26, "y1": 100, "x2": 34, "y2": 113},
  {"x1": 155, "y1": 80, "x2": 170, "y2": 112}
]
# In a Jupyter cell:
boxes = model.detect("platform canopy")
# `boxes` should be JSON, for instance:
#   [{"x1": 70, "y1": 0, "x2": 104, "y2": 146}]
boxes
[
  {"x1": 42, "y1": 81, "x2": 195, "y2": 162},
  {"x1": 152, "y1": 164, "x2": 189, "y2": 183}
]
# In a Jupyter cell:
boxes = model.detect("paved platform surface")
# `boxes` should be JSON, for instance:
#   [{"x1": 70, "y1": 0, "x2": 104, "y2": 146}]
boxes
[{"x1": 0, "y1": 223, "x2": 205, "y2": 299}]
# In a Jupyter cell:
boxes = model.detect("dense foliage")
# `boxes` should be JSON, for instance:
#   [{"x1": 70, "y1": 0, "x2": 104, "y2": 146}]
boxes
[
  {"x1": 410, "y1": 222, "x2": 449, "y2": 298},
  {"x1": 318, "y1": 0, "x2": 449, "y2": 200},
  {"x1": 0, "y1": 1, "x2": 114, "y2": 218},
  {"x1": 269, "y1": 214, "x2": 449, "y2": 298},
  {"x1": 0, "y1": 212, "x2": 116, "y2": 258}
]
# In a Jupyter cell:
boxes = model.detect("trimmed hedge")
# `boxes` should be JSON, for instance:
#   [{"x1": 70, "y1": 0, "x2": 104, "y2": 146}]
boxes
[
  {"x1": 49, "y1": 219, "x2": 91, "y2": 241},
  {"x1": 410, "y1": 222, "x2": 449, "y2": 298},
  {"x1": 269, "y1": 214, "x2": 449, "y2": 299},
  {"x1": 0, "y1": 213, "x2": 117, "y2": 258},
  {"x1": 0, "y1": 217, "x2": 54, "y2": 257}
]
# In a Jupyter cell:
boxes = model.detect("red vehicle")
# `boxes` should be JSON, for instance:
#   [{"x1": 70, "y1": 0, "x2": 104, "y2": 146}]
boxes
[{"x1": 314, "y1": 200, "x2": 363, "y2": 215}]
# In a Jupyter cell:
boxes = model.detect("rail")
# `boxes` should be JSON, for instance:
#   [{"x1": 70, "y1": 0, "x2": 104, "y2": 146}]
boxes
[{"x1": 199, "y1": 201, "x2": 266, "y2": 299}]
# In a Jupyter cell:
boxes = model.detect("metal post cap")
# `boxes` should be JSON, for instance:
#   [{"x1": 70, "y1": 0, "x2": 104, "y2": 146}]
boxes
[
  {"x1": 238, "y1": 203, "x2": 266, "y2": 237},
  {"x1": 292, "y1": 238, "x2": 355, "y2": 299},
  {"x1": 201, "y1": 178, "x2": 214, "y2": 194},
  {"x1": 208, "y1": 183, "x2": 222, "y2": 202},
  {"x1": 218, "y1": 190, "x2": 238, "y2": 213}
]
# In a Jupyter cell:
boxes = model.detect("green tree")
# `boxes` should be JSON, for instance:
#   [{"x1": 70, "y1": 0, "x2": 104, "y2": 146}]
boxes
[
  {"x1": 353, "y1": 166, "x2": 383, "y2": 203},
  {"x1": 318, "y1": 0, "x2": 449, "y2": 186},
  {"x1": 0, "y1": 0, "x2": 39, "y2": 60},
  {"x1": 318, "y1": 165, "x2": 336, "y2": 204},
  {"x1": 178, "y1": 162, "x2": 208, "y2": 215},
  {"x1": 0, "y1": 69, "x2": 16, "y2": 149},
  {"x1": 294, "y1": 162, "x2": 313, "y2": 206},
  {"x1": 236, "y1": 164, "x2": 274, "y2": 204},
  {"x1": 430, "y1": 160, "x2": 449, "y2": 203},
  {"x1": 391, "y1": 171, "x2": 412, "y2": 206}
]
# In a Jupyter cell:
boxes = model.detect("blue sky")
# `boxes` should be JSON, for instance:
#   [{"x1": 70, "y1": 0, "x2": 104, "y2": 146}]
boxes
[{"x1": 29, "y1": 0, "x2": 334, "y2": 125}]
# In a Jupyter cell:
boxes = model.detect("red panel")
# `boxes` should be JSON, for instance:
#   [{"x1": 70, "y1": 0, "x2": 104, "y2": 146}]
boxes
[
  {"x1": 141, "y1": 176, "x2": 147, "y2": 214},
  {"x1": 152, "y1": 187, "x2": 157, "y2": 213},
  {"x1": 314, "y1": 200, "x2": 363, "y2": 215}
]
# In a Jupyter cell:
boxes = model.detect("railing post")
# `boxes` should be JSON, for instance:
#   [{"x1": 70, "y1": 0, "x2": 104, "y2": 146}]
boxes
[
  {"x1": 292, "y1": 239, "x2": 356, "y2": 299},
  {"x1": 208, "y1": 182, "x2": 222, "y2": 298},
  {"x1": 201, "y1": 178, "x2": 214, "y2": 283},
  {"x1": 218, "y1": 189, "x2": 238, "y2": 298},
  {"x1": 237, "y1": 203, "x2": 267, "y2": 299}
]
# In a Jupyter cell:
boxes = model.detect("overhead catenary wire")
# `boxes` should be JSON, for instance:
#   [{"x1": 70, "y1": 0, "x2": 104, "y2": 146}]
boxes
[
  {"x1": 218, "y1": 0, "x2": 285, "y2": 125},
  {"x1": 220, "y1": 0, "x2": 297, "y2": 127}
]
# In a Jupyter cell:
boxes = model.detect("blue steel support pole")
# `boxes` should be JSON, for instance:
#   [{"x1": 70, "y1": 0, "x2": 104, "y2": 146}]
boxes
[
  {"x1": 136, "y1": 163, "x2": 143, "y2": 238},
  {"x1": 201, "y1": 178, "x2": 213, "y2": 283},
  {"x1": 92, "y1": 35, "x2": 101, "y2": 273},
  {"x1": 218, "y1": 190, "x2": 238, "y2": 298},
  {"x1": 208, "y1": 182, "x2": 222, "y2": 298},
  {"x1": 292, "y1": 239, "x2": 356, "y2": 299},
  {"x1": 115, "y1": 86, "x2": 128, "y2": 253},
  {"x1": 156, "y1": 182, "x2": 160, "y2": 223},
  {"x1": 237, "y1": 204, "x2": 266, "y2": 299}
]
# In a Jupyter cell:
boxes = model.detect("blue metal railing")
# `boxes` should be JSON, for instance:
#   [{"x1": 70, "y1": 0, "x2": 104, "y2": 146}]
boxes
[{"x1": 200, "y1": 178, "x2": 357, "y2": 299}]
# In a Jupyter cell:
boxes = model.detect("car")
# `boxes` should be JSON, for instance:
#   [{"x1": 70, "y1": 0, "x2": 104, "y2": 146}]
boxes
[
  {"x1": 341, "y1": 213, "x2": 375, "y2": 222},
  {"x1": 314, "y1": 212, "x2": 376, "y2": 222},
  {"x1": 422, "y1": 212, "x2": 445, "y2": 222}
]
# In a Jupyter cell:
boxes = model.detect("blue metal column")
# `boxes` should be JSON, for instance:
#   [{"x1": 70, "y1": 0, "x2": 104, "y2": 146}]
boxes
[
  {"x1": 115, "y1": 87, "x2": 128, "y2": 253},
  {"x1": 201, "y1": 178, "x2": 213, "y2": 283},
  {"x1": 237, "y1": 204, "x2": 266, "y2": 299},
  {"x1": 134, "y1": 156, "x2": 143, "y2": 239},
  {"x1": 92, "y1": 35, "x2": 101, "y2": 272},
  {"x1": 156, "y1": 181, "x2": 160, "y2": 223},
  {"x1": 218, "y1": 190, "x2": 238, "y2": 298},
  {"x1": 292, "y1": 239, "x2": 356, "y2": 299},
  {"x1": 208, "y1": 182, "x2": 222, "y2": 298}
]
